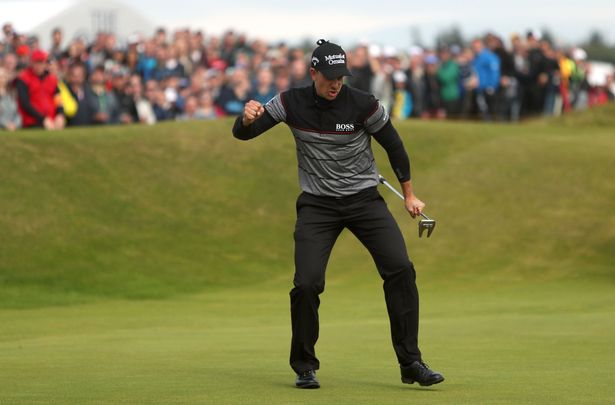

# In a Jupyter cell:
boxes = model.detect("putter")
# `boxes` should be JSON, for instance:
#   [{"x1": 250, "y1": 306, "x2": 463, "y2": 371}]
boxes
[{"x1": 378, "y1": 175, "x2": 436, "y2": 238}]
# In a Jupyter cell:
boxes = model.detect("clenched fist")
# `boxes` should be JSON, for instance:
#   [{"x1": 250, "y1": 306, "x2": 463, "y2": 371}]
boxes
[{"x1": 242, "y1": 100, "x2": 265, "y2": 126}]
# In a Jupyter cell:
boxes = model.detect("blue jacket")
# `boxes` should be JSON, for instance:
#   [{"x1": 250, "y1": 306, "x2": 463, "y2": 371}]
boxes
[{"x1": 473, "y1": 50, "x2": 500, "y2": 91}]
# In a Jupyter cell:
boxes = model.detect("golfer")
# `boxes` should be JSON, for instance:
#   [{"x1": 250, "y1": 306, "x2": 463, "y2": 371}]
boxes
[{"x1": 232, "y1": 39, "x2": 444, "y2": 389}]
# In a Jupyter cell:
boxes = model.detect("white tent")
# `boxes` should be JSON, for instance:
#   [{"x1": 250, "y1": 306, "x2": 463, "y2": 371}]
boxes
[{"x1": 28, "y1": 0, "x2": 156, "y2": 49}]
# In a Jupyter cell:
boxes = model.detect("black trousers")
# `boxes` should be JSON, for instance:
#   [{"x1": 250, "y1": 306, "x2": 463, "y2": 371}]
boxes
[{"x1": 290, "y1": 186, "x2": 422, "y2": 373}]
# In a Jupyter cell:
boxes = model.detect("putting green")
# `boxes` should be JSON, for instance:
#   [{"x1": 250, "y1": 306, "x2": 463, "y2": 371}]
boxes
[{"x1": 1, "y1": 276, "x2": 613, "y2": 404}]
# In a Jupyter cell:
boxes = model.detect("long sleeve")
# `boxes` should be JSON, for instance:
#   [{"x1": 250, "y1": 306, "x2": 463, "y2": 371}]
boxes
[
  {"x1": 232, "y1": 109, "x2": 278, "y2": 140},
  {"x1": 16, "y1": 79, "x2": 45, "y2": 124},
  {"x1": 372, "y1": 119, "x2": 411, "y2": 182}
]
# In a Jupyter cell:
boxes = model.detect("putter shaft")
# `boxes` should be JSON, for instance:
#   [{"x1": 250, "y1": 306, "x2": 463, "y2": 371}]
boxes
[{"x1": 378, "y1": 175, "x2": 432, "y2": 221}]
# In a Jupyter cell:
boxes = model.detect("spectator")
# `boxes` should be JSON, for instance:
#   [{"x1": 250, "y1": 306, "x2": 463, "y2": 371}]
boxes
[
  {"x1": 251, "y1": 66, "x2": 276, "y2": 104},
  {"x1": 15, "y1": 44, "x2": 30, "y2": 71},
  {"x1": 130, "y1": 74, "x2": 156, "y2": 124},
  {"x1": 198, "y1": 90, "x2": 221, "y2": 119},
  {"x1": 15, "y1": 49, "x2": 65, "y2": 130},
  {"x1": 136, "y1": 40, "x2": 158, "y2": 82},
  {"x1": 2, "y1": 23, "x2": 16, "y2": 53},
  {"x1": 1, "y1": 53, "x2": 18, "y2": 81},
  {"x1": 153, "y1": 44, "x2": 185, "y2": 81},
  {"x1": 189, "y1": 31, "x2": 208, "y2": 68},
  {"x1": 215, "y1": 67, "x2": 251, "y2": 116},
  {"x1": 64, "y1": 62, "x2": 97, "y2": 126},
  {"x1": 111, "y1": 72, "x2": 139, "y2": 123},
  {"x1": 540, "y1": 40, "x2": 560, "y2": 116},
  {"x1": 436, "y1": 46, "x2": 461, "y2": 118},
  {"x1": 49, "y1": 28, "x2": 63, "y2": 61},
  {"x1": 406, "y1": 46, "x2": 425, "y2": 117},
  {"x1": 457, "y1": 47, "x2": 478, "y2": 118},
  {"x1": 390, "y1": 70, "x2": 413, "y2": 119},
  {"x1": 176, "y1": 95, "x2": 206, "y2": 120},
  {"x1": 570, "y1": 48, "x2": 590, "y2": 110},
  {"x1": 488, "y1": 35, "x2": 517, "y2": 121},
  {"x1": 142, "y1": 79, "x2": 170, "y2": 121},
  {"x1": 558, "y1": 49, "x2": 575, "y2": 113},
  {"x1": 471, "y1": 38, "x2": 500, "y2": 120},
  {"x1": 289, "y1": 58, "x2": 311, "y2": 88},
  {"x1": 0, "y1": 66, "x2": 21, "y2": 131},
  {"x1": 220, "y1": 30, "x2": 238, "y2": 66},
  {"x1": 511, "y1": 33, "x2": 528, "y2": 120},
  {"x1": 422, "y1": 54, "x2": 444, "y2": 119},
  {"x1": 347, "y1": 45, "x2": 378, "y2": 92},
  {"x1": 90, "y1": 66, "x2": 120, "y2": 124},
  {"x1": 524, "y1": 31, "x2": 547, "y2": 115},
  {"x1": 273, "y1": 66, "x2": 290, "y2": 93}
]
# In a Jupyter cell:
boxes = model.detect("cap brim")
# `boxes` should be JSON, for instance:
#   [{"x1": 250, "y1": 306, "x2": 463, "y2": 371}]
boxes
[{"x1": 320, "y1": 66, "x2": 352, "y2": 80}]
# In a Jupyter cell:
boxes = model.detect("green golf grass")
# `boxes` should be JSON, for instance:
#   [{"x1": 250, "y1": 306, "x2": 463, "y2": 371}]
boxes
[{"x1": 1, "y1": 106, "x2": 614, "y2": 403}]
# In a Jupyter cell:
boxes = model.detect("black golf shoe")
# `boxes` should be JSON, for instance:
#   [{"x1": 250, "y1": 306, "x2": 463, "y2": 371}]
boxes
[
  {"x1": 400, "y1": 361, "x2": 445, "y2": 386},
  {"x1": 295, "y1": 370, "x2": 320, "y2": 389}
]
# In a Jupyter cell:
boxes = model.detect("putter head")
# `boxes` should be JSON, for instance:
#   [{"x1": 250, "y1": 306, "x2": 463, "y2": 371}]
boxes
[{"x1": 418, "y1": 219, "x2": 436, "y2": 238}]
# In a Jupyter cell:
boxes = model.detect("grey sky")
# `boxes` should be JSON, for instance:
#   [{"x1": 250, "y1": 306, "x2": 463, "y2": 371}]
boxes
[{"x1": 3, "y1": 0, "x2": 614, "y2": 48}]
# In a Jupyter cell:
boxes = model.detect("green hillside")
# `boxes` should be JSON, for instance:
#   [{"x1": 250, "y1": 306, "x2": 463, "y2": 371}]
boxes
[
  {"x1": 1, "y1": 107, "x2": 614, "y2": 404},
  {"x1": 1, "y1": 107, "x2": 614, "y2": 308}
]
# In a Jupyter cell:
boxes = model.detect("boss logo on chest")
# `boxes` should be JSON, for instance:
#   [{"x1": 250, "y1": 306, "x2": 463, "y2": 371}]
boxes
[{"x1": 335, "y1": 123, "x2": 355, "y2": 132}]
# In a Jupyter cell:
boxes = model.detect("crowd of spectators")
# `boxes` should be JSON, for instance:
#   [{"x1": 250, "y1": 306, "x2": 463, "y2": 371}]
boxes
[{"x1": 1, "y1": 21, "x2": 614, "y2": 132}]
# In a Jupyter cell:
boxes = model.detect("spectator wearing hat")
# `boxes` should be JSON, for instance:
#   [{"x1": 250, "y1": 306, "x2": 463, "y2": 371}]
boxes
[
  {"x1": 15, "y1": 49, "x2": 65, "y2": 129},
  {"x1": 15, "y1": 45, "x2": 31, "y2": 71},
  {"x1": 391, "y1": 70, "x2": 413, "y2": 119}
]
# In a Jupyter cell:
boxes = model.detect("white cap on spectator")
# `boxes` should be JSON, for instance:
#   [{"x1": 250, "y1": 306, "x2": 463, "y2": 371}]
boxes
[
  {"x1": 357, "y1": 38, "x2": 370, "y2": 47},
  {"x1": 393, "y1": 70, "x2": 407, "y2": 83},
  {"x1": 572, "y1": 47, "x2": 587, "y2": 61},
  {"x1": 368, "y1": 44, "x2": 382, "y2": 58},
  {"x1": 128, "y1": 33, "x2": 141, "y2": 44},
  {"x1": 383, "y1": 45, "x2": 397, "y2": 58},
  {"x1": 409, "y1": 45, "x2": 424, "y2": 57}
]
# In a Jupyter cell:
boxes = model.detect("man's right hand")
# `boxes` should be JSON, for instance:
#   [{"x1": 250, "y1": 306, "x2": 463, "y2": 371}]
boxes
[{"x1": 242, "y1": 100, "x2": 265, "y2": 126}]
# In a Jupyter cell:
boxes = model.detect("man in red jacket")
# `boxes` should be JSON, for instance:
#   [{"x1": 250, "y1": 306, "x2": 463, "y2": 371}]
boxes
[{"x1": 16, "y1": 49, "x2": 65, "y2": 130}]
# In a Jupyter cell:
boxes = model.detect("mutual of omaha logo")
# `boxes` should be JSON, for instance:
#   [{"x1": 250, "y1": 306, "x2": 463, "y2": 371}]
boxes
[
  {"x1": 336, "y1": 123, "x2": 354, "y2": 132},
  {"x1": 325, "y1": 53, "x2": 345, "y2": 65},
  {"x1": 311, "y1": 57, "x2": 320, "y2": 67}
]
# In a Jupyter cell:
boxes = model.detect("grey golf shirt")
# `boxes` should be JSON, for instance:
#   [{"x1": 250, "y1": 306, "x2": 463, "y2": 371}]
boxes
[{"x1": 232, "y1": 84, "x2": 411, "y2": 197}]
